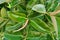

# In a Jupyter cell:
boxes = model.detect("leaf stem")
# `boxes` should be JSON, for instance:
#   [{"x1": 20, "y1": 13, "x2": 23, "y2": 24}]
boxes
[
  {"x1": 50, "y1": 16, "x2": 58, "y2": 40},
  {"x1": 50, "y1": 10, "x2": 60, "y2": 16},
  {"x1": 13, "y1": 19, "x2": 29, "y2": 32}
]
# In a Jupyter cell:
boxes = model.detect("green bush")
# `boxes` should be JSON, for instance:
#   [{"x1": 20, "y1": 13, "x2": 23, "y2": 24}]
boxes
[{"x1": 0, "y1": 0, "x2": 60, "y2": 40}]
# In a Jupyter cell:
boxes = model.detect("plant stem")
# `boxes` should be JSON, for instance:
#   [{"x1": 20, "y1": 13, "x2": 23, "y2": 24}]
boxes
[
  {"x1": 13, "y1": 19, "x2": 29, "y2": 32},
  {"x1": 51, "y1": 16, "x2": 58, "y2": 40},
  {"x1": 50, "y1": 10, "x2": 60, "y2": 16}
]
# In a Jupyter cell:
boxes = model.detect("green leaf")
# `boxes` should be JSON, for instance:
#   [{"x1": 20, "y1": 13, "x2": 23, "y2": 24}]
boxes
[
  {"x1": 45, "y1": 0, "x2": 53, "y2": 11},
  {"x1": 8, "y1": 0, "x2": 20, "y2": 8},
  {"x1": 48, "y1": 0, "x2": 58, "y2": 12},
  {"x1": 4, "y1": 33, "x2": 23, "y2": 40},
  {"x1": 1, "y1": 7, "x2": 7, "y2": 18},
  {"x1": 26, "y1": 0, "x2": 38, "y2": 14},
  {"x1": 0, "y1": 20, "x2": 9, "y2": 32},
  {"x1": 8, "y1": 12, "x2": 26, "y2": 22},
  {"x1": 32, "y1": 4, "x2": 46, "y2": 13},
  {"x1": 0, "y1": 20, "x2": 8, "y2": 29},
  {"x1": 34, "y1": 18, "x2": 51, "y2": 32},
  {"x1": 0, "y1": 0, "x2": 5, "y2": 4},
  {"x1": 6, "y1": 22, "x2": 23, "y2": 32},
  {"x1": 27, "y1": 37, "x2": 40, "y2": 40},
  {"x1": 16, "y1": 5, "x2": 26, "y2": 13},
  {"x1": 56, "y1": 17, "x2": 60, "y2": 34},
  {"x1": 55, "y1": 17, "x2": 60, "y2": 40},
  {"x1": 39, "y1": 0, "x2": 46, "y2": 4},
  {"x1": 0, "y1": 17, "x2": 5, "y2": 24},
  {"x1": 26, "y1": 0, "x2": 38, "y2": 10},
  {"x1": 30, "y1": 20, "x2": 47, "y2": 32}
]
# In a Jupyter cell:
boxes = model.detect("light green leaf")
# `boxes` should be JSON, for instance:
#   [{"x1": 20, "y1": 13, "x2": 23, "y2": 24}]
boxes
[
  {"x1": 32, "y1": 4, "x2": 46, "y2": 13},
  {"x1": 0, "y1": 0, "x2": 5, "y2": 4},
  {"x1": 8, "y1": 12, "x2": 26, "y2": 22},
  {"x1": 1, "y1": 7, "x2": 7, "y2": 18}
]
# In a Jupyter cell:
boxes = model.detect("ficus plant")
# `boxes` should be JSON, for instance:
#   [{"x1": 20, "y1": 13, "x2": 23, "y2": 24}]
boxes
[{"x1": 0, "y1": 0, "x2": 60, "y2": 40}]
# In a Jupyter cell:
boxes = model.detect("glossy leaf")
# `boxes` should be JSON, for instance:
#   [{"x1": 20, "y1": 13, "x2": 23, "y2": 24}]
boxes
[{"x1": 32, "y1": 4, "x2": 46, "y2": 13}]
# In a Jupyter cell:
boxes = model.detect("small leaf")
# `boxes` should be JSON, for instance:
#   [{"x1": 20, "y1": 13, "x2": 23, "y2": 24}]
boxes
[
  {"x1": 1, "y1": 7, "x2": 7, "y2": 18},
  {"x1": 32, "y1": 4, "x2": 46, "y2": 13}
]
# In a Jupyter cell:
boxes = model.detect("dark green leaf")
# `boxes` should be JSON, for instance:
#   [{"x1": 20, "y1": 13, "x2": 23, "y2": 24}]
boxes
[
  {"x1": 48, "y1": 0, "x2": 58, "y2": 12},
  {"x1": 34, "y1": 18, "x2": 51, "y2": 32},
  {"x1": 30, "y1": 20, "x2": 47, "y2": 32}
]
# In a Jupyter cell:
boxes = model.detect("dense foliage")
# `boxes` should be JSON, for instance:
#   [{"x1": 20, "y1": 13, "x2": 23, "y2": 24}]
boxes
[{"x1": 0, "y1": 0, "x2": 60, "y2": 40}]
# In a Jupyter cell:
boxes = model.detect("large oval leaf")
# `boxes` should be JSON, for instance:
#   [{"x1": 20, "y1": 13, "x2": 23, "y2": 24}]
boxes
[{"x1": 32, "y1": 4, "x2": 46, "y2": 13}]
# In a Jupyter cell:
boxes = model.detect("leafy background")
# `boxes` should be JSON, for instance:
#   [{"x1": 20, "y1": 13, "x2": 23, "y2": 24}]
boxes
[{"x1": 0, "y1": 0, "x2": 60, "y2": 40}]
